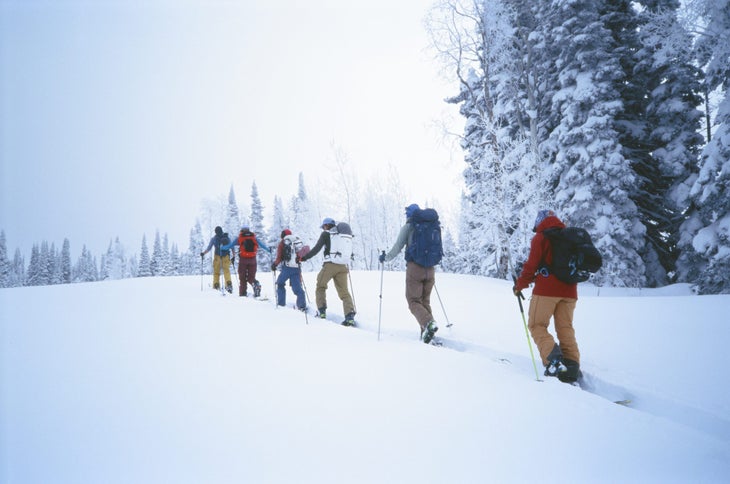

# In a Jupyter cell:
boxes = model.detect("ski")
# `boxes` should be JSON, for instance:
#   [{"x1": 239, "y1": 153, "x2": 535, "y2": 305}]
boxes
[
  {"x1": 428, "y1": 336, "x2": 444, "y2": 347},
  {"x1": 614, "y1": 399, "x2": 632, "y2": 406}
]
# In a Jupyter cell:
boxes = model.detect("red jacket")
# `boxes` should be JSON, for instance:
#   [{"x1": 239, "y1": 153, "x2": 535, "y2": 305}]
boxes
[{"x1": 515, "y1": 215, "x2": 578, "y2": 299}]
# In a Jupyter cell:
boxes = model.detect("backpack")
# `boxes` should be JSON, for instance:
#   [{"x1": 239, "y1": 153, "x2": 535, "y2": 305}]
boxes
[
  {"x1": 219, "y1": 232, "x2": 231, "y2": 257},
  {"x1": 239, "y1": 233, "x2": 258, "y2": 258},
  {"x1": 542, "y1": 227, "x2": 603, "y2": 283},
  {"x1": 328, "y1": 222, "x2": 353, "y2": 265},
  {"x1": 405, "y1": 208, "x2": 443, "y2": 267},
  {"x1": 282, "y1": 234, "x2": 309, "y2": 267}
]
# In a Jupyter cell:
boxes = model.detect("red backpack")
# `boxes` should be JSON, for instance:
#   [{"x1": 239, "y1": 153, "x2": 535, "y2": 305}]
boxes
[{"x1": 238, "y1": 233, "x2": 258, "y2": 258}]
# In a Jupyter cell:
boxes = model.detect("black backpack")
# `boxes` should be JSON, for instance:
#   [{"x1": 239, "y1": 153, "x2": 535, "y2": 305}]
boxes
[
  {"x1": 542, "y1": 227, "x2": 602, "y2": 283},
  {"x1": 405, "y1": 208, "x2": 443, "y2": 267},
  {"x1": 242, "y1": 236, "x2": 256, "y2": 253}
]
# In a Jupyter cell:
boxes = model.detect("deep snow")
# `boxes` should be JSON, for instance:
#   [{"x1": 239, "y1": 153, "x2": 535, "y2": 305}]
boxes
[{"x1": 1, "y1": 271, "x2": 729, "y2": 483}]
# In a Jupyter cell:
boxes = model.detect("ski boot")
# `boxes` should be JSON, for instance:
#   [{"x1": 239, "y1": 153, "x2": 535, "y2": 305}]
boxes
[
  {"x1": 316, "y1": 308, "x2": 327, "y2": 319},
  {"x1": 342, "y1": 312, "x2": 357, "y2": 327},
  {"x1": 557, "y1": 359, "x2": 581, "y2": 383},
  {"x1": 544, "y1": 343, "x2": 567, "y2": 377},
  {"x1": 421, "y1": 320, "x2": 439, "y2": 344},
  {"x1": 253, "y1": 280, "x2": 262, "y2": 298},
  {"x1": 225, "y1": 282, "x2": 233, "y2": 294}
]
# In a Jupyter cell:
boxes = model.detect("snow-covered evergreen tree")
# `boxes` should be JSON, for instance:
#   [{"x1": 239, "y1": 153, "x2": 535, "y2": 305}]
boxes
[
  {"x1": 74, "y1": 245, "x2": 97, "y2": 283},
  {"x1": 26, "y1": 244, "x2": 39, "y2": 286},
  {"x1": 186, "y1": 221, "x2": 204, "y2": 276},
  {"x1": 611, "y1": 0, "x2": 704, "y2": 286},
  {"x1": 431, "y1": 0, "x2": 542, "y2": 278},
  {"x1": 288, "y1": 173, "x2": 320, "y2": 254},
  {"x1": 0, "y1": 231, "x2": 9, "y2": 288},
  {"x1": 168, "y1": 242, "x2": 180, "y2": 276},
  {"x1": 49, "y1": 242, "x2": 61, "y2": 285},
  {"x1": 541, "y1": 0, "x2": 645, "y2": 287},
  {"x1": 137, "y1": 235, "x2": 152, "y2": 277},
  {"x1": 249, "y1": 181, "x2": 270, "y2": 271},
  {"x1": 37, "y1": 241, "x2": 52, "y2": 286},
  {"x1": 60, "y1": 238, "x2": 72, "y2": 284},
  {"x1": 103, "y1": 237, "x2": 127, "y2": 280},
  {"x1": 267, "y1": 196, "x2": 287, "y2": 244},
  {"x1": 10, "y1": 248, "x2": 25, "y2": 287},
  {"x1": 676, "y1": 0, "x2": 730, "y2": 293},
  {"x1": 161, "y1": 234, "x2": 172, "y2": 276},
  {"x1": 150, "y1": 231, "x2": 163, "y2": 276},
  {"x1": 225, "y1": 185, "x2": 241, "y2": 235}
]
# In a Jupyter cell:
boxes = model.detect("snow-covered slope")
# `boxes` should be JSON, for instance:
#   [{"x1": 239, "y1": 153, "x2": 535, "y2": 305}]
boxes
[{"x1": 2, "y1": 272, "x2": 729, "y2": 483}]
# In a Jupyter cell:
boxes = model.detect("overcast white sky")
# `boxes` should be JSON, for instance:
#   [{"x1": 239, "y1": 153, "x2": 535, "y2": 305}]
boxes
[{"x1": 1, "y1": 0, "x2": 462, "y2": 258}]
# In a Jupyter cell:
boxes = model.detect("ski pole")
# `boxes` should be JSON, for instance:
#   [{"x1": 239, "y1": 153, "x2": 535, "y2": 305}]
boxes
[
  {"x1": 200, "y1": 253, "x2": 204, "y2": 291},
  {"x1": 298, "y1": 264, "x2": 309, "y2": 325},
  {"x1": 433, "y1": 282, "x2": 452, "y2": 328},
  {"x1": 378, "y1": 251, "x2": 385, "y2": 341},
  {"x1": 273, "y1": 267, "x2": 278, "y2": 308},
  {"x1": 347, "y1": 266, "x2": 357, "y2": 313},
  {"x1": 513, "y1": 276, "x2": 542, "y2": 382}
]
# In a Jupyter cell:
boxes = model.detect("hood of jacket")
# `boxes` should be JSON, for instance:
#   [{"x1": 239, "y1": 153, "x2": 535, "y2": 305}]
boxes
[{"x1": 536, "y1": 215, "x2": 565, "y2": 233}]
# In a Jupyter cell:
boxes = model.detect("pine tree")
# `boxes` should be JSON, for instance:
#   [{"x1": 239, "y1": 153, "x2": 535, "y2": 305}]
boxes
[
  {"x1": 225, "y1": 184, "x2": 241, "y2": 235},
  {"x1": 677, "y1": 0, "x2": 730, "y2": 293},
  {"x1": 38, "y1": 241, "x2": 52, "y2": 286},
  {"x1": 26, "y1": 244, "x2": 40, "y2": 286},
  {"x1": 74, "y1": 245, "x2": 97, "y2": 282},
  {"x1": 60, "y1": 238, "x2": 72, "y2": 284},
  {"x1": 11, "y1": 248, "x2": 25, "y2": 287},
  {"x1": 433, "y1": 0, "x2": 541, "y2": 277},
  {"x1": 103, "y1": 237, "x2": 127, "y2": 280},
  {"x1": 288, "y1": 173, "x2": 319, "y2": 249},
  {"x1": 609, "y1": 0, "x2": 704, "y2": 286},
  {"x1": 137, "y1": 235, "x2": 152, "y2": 277},
  {"x1": 150, "y1": 231, "x2": 163, "y2": 276},
  {"x1": 0, "y1": 231, "x2": 9, "y2": 288},
  {"x1": 249, "y1": 181, "x2": 270, "y2": 271},
  {"x1": 187, "y1": 221, "x2": 204, "y2": 276},
  {"x1": 169, "y1": 243, "x2": 180, "y2": 276},
  {"x1": 161, "y1": 233, "x2": 172, "y2": 276},
  {"x1": 268, "y1": 196, "x2": 287, "y2": 244},
  {"x1": 49, "y1": 242, "x2": 61, "y2": 285},
  {"x1": 542, "y1": 0, "x2": 645, "y2": 287}
]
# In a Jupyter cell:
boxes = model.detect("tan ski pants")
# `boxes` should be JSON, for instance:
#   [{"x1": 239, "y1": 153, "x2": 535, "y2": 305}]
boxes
[
  {"x1": 527, "y1": 295, "x2": 580, "y2": 365},
  {"x1": 315, "y1": 262, "x2": 355, "y2": 314}
]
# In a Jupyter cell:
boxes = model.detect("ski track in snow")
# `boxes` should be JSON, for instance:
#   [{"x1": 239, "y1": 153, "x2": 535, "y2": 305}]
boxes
[
  {"x1": 438, "y1": 334, "x2": 730, "y2": 442},
  {"x1": 212, "y1": 287, "x2": 729, "y2": 443}
]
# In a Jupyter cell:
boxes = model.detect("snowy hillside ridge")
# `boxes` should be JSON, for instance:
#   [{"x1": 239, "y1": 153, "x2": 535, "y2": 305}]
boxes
[{"x1": 2, "y1": 272, "x2": 729, "y2": 483}]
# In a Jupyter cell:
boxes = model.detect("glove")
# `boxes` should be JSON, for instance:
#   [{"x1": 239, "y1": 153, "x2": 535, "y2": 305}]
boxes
[
  {"x1": 378, "y1": 252, "x2": 386, "y2": 263},
  {"x1": 512, "y1": 285, "x2": 524, "y2": 299},
  {"x1": 271, "y1": 263, "x2": 277, "y2": 271},
  {"x1": 296, "y1": 255, "x2": 302, "y2": 263}
]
